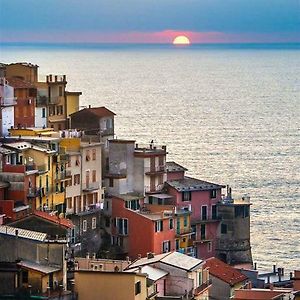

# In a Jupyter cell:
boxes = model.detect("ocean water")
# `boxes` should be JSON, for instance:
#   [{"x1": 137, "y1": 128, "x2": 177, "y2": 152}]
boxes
[{"x1": 1, "y1": 43, "x2": 299, "y2": 272}]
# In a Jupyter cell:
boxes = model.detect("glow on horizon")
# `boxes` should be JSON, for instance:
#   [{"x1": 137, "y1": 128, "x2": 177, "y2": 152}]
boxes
[
  {"x1": 173, "y1": 35, "x2": 191, "y2": 45},
  {"x1": 1, "y1": 30, "x2": 300, "y2": 44}
]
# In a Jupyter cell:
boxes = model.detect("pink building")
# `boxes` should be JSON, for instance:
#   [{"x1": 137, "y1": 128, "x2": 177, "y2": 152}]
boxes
[{"x1": 166, "y1": 162, "x2": 225, "y2": 259}]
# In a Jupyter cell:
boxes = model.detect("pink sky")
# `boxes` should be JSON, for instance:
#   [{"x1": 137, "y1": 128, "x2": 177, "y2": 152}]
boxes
[{"x1": 2, "y1": 30, "x2": 300, "y2": 44}]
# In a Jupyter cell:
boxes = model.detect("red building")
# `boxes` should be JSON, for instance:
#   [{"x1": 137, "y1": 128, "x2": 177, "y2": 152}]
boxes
[
  {"x1": 111, "y1": 194, "x2": 176, "y2": 259},
  {"x1": 7, "y1": 77, "x2": 36, "y2": 128},
  {"x1": 166, "y1": 162, "x2": 225, "y2": 259}
]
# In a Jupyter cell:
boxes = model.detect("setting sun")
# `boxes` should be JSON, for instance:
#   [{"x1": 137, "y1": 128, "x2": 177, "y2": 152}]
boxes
[{"x1": 173, "y1": 35, "x2": 191, "y2": 45}]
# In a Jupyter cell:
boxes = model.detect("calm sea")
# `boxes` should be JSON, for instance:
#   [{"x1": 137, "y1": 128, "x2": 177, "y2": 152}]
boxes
[{"x1": 1, "y1": 43, "x2": 299, "y2": 272}]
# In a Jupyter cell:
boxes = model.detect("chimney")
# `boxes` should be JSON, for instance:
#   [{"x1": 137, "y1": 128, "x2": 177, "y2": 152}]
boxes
[
  {"x1": 55, "y1": 75, "x2": 57, "y2": 82},
  {"x1": 92, "y1": 253, "x2": 96, "y2": 259},
  {"x1": 63, "y1": 75, "x2": 66, "y2": 81},
  {"x1": 147, "y1": 252, "x2": 154, "y2": 259},
  {"x1": 49, "y1": 74, "x2": 52, "y2": 82},
  {"x1": 88, "y1": 105, "x2": 91, "y2": 109},
  {"x1": 86, "y1": 252, "x2": 90, "y2": 259},
  {"x1": 138, "y1": 254, "x2": 141, "y2": 259},
  {"x1": 273, "y1": 265, "x2": 276, "y2": 273},
  {"x1": 254, "y1": 262, "x2": 257, "y2": 270},
  {"x1": 126, "y1": 256, "x2": 130, "y2": 263}
]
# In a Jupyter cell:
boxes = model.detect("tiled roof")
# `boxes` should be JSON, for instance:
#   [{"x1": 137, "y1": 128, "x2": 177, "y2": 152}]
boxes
[
  {"x1": 166, "y1": 176, "x2": 225, "y2": 192},
  {"x1": 166, "y1": 161, "x2": 188, "y2": 173},
  {"x1": 71, "y1": 106, "x2": 115, "y2": 118},
  {"x1": 127, "y1": 251, "x2": 203, "y2": 272},
  {"x1": 7, "y1": 77, "x2": 36, "y2": 89},
  {"x1": 17, "y1": 261, "x2": 61, "y2": 274},
  {"x1": 33, "y1": 211, "x2": 74, "y2": 229},
  {"x1": 0, "y1": 225, "x2": 47, "y2": 242},
  {"x1": 9, "y1": 62, "x2": 38, "y2": 68},
  {"x1": 204, "y1": 257, "x2": 248, "y2": 286}
]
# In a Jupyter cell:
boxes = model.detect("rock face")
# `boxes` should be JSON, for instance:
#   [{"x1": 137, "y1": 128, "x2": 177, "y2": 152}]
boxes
[{"x1": 216, "y1": 198, "x2": 253, "y2": 266}]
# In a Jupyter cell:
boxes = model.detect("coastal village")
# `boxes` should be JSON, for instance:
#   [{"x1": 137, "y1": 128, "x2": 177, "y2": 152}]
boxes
[{"x1": 0, "y1": 62, "x2": 298, "y2": 300}]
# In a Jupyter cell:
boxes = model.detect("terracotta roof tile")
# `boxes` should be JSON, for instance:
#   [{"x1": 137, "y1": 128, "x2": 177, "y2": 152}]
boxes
[
  {"x1": 33, "y1": 210, "x2": 74, "y2": 229},
  {"x1": 70, "y1": 106, "x2": 115, "y2": 118},
  {"x1": 204, "y1": 257, "x2": 248, "y2": 286},
  {"x1": 7, "y1": 77, "x2": 36, "y2": 89}
]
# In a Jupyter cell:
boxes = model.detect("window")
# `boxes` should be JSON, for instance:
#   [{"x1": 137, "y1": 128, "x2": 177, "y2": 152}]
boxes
[
  {"x1": 200, "y1": 224, "x2": 206, "y2": 240},
  {"x1": 109, "y1": 178, "x2": 114, "y2": 187},
  {"x1": 22, "y1": 270, "x2": 29, "y2": 284},
  {"x1": 23, "y1": 106, "x2": 28, "y2": 117},
  {"x1": 116, "y1": 218, "x2": 128, "y2": 235},
  {"x1": 105, "y1": 217, "x2": 110, "y2": 227},
  {"x1": 55, "y1": 183, "x2": 59, "y2": 193},
  {"x1": 59, "y1": 86, "x2": 63, "y2": 96},
  {"x1": 83, "y1": 220, "x2": 87, "y2": 232},
  {"x1": 162, "y1": 240, "x2": 171, "y2": 253},
  {"x1": 86, "y1": 150, "x2": 91, "y2": 161},
  {"x1": 182, "y1": 191, "x2": 191, "y2": 201},
  {"x1": 135, "y1": 281, "x2": 141, "y2": 295},
  {"x1": 75, "y1": 156, "x2": 80, "y2": 166},
  {"x1": 92, "y1": 149, "x2": 96, "y2": 160},
  {"x1": 92, "y1": 217, "x2": 97, "y2": 229},
  {"x1": 201, "y1": 206, "x2": 207, "y2": 220},
  {"x1": 67, "y1": 198, "x2": 72, "y2": 210},
  {"x1": 92, "y1": 170, "x2": 96, "y2": 182},
  {"x1": 148, "y1": 196, "x2": 153, "y2": 204},
  {"x1": 155, "y1": 220, "x2": 163, "y2": 232},
  {"x1": 208, "y1": 242, "x2": 212, "y2": 252},
  {"x1": 221, "y1": 224, "x2": 227, "y2": 234},
  {"x1": 169, "y1": 218, "x2": 173, "y2": 230},
  {"x1": 184, "y1": 216, "x2": 188, "y2": 227},
  {"x1": 210, "y1": 189, "x2": 217, "y2": 199},
  {"x1": 198, "y1": 271, "x2": 202, "y2": 286},
  {"x1": 212, "y1": 205, "x2": 217, "y2": 220},
  {"x1": 74, "y1": 174, "x2": 80, "y2": 185},
  {"x1": 42, "y1": 108, "x2": 46, "y2": 118},
  {"x1": 175, "y1": 239, "x2": 180, "y2": 250}
]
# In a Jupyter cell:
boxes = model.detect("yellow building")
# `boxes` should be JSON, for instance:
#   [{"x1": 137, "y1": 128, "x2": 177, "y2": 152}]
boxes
[
  {"x1": 7, "y1": 129, "x2": 70, "y2": 212},
  {"x1": 75, "y1": 271, "x2": 148, "y2": 300},
  {"x1": 5, "y1": 62, "x2": 38, "y2": 83},
  {"x1": 175, "y1": 209, "x2": 193, "y2": 256},
  {"x1": 46, "y1": 75, "x2": 81, "y2": 131}
]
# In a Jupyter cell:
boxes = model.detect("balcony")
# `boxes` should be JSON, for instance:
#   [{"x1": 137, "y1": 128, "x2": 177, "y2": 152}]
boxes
[
  {"x1": 145, "y1": 184, "x2": 164, "y2": 194},
  {"x1": 194, "y1": 279, "x2": 212, "y2": 295},
  {"x1": 82, "y1": 181, "x2": 100, "y2": 192},
  {"x1": 37, "y1": 164, "x2": 48, "y2": 174},
  {"x1": 176, "y1": 227, "x2": 193, "y2": 237},
  {"x1": 145, "y1": 165, "x2": 166, "y2": 175},
  {"x1": 0, "y1": 96, "x2": 17, "y2": 106},
  {"x1": 191, "y1": 216, "x2": 221, "y2": 225},
  {"x1": 27, "y1": 187, "x2": 38, "y2": 198},
  {"x1": 36, "y1": 95, "x2": 48, "y2": 106}
]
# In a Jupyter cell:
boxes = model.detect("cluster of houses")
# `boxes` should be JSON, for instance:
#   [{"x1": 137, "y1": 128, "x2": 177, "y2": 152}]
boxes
[{"x1": 0, "y1": 62, "x2": 298, "y2": 299}]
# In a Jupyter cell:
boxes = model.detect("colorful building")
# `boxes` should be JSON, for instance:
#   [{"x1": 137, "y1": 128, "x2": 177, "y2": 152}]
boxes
[
  {"x1": 111, "y1": 194, "x2": 176, "y2": 259},
  {"x1": 165, "y1": 173, "x2": 224, "y2": 260},
  {"x1": 8, "y1": 77, "x2": 36, "y2": 128},
  {"x1": 126, "y1": 251, "x2": 211, "y2": 300},
  {"x1": 0, "y1": 77, "x2": 16, "y2": 137},
  {"x1": 203, "y1": 257, "x2": 249, "y2": 300}
]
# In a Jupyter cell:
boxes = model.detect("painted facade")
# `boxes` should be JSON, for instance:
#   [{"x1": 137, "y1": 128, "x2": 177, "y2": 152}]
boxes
[{"x1": 0, "y1": 78, "x2": 15, "y2": 136}]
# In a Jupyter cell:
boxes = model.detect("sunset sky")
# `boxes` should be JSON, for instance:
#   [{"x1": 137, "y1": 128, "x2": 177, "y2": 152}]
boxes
[{"x1": 1, "y1": 0, "x2": 300, "y2": 43}]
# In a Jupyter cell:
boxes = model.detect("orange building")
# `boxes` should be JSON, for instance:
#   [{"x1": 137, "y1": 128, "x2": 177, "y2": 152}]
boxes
[
  {"x1": 7, "y1": 77, "x2": 36, "y2": 128},
  {"x1": 111, "y1": 194, "x2": 176, "y2": 259}
]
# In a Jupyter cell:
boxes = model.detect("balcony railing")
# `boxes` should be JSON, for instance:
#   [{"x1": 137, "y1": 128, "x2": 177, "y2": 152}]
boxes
[
  {"x1": 0, "y1": 97, "x2": 17, "y2": 106},
  {"x1": 194, "y1": 279, "x2": 212, "y2": 295},
  {"x1": 145, "y1": 165, "x2": 166, "y2": 174},
  {"x1": 144, "y1": 184, "x2": 164, "y2": 194},
  {"x1": 176, "y1": 227, "x2": 192, "y2": 236},
  {"x1": 36, "y1": 95, "x2": 48, "y2": 106},
  {"x1": 82, "y1": 181, "x2": 100, "y2": 192}
]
